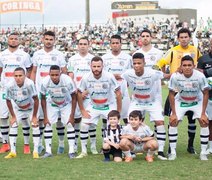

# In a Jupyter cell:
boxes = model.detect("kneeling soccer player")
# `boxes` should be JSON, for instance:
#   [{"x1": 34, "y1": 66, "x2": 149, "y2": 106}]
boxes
[
  {"x1": 119, "y1": 110, "x2": 158, "y2": 163},
  {"x1": 4, "y1": 67, "x2": 40, "y2": 159}
]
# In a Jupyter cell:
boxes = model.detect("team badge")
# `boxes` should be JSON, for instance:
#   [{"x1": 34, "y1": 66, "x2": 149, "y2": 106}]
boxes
[
  {"x1": 16, "y1": 57, "x2": 21, "y2": 62},
  {"x1": 22, "y1": 90, "x2": 27, "y2": 96},
  {"x1": 145, "y1": 80, "x2": 151, "y2": 85},
  {"x1": 51, "y1": 56, "x2": 57, "y2": 61},
  {"x1": 61, "y1": 88, "x2": 67, "y2": 93},
  {"x1": 150, "y1": 56, "x2": 156, "y2": 61},
  {"x1": 102, "y1": 83, "x2": 108, "y2": 89},
  {"x1": 192, "y1": 82, "x2": 198, "y2": 88},
  {"x1": 120, "y1": 61, "x2": 124, "y2": 66}
]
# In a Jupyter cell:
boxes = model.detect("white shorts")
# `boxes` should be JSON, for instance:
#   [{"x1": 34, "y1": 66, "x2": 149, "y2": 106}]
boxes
[
  {"x1": 46, "y1": 102, "x2": 72, "y2": 125},
  {"x1": 207, "y1": 99, "x2": 212, "y2": 120},
  {"x1": 0, "y1": 90, "x2": 9, "y2": 118},
  {"x1": 81, "y1": 103, "x2": 116, "y2": 125},
  {"x1": 132, "y1": 142, "x2": 144, "y2": 153},
  {"x1": 174, "y1": 100, "x2": 203, "y2": 120},
  {"x1": 128, "y1": 100, "x2": 164, "y2": 122},
  {"x1": 74, "y1": 97, "x2": 90, "y2": 119}
]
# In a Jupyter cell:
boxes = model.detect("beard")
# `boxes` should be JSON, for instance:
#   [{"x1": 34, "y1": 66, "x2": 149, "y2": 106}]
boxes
[
  {"x1": 8, "y1": 44, "x2": 19, "y2": 49},
  {"x1": 92, "y1": 70, "x2": 102, "y2": 78}
]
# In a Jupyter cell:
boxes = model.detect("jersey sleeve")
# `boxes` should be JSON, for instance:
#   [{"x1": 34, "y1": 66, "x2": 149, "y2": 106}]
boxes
[
  {"x1": 58, "y1": 52, "x2": 66, "y2": 68},
  {"x1": 168, "y1": 73, "x2": 177, "y2": 91},
  {"x1": 157, "y1": 49, "x2": 172, "y2": 68},
  {"x1": 143, "y1": 125, "x2": 154, "y2": 137},
  {"x1": 78, "y1": 75, "x2": 87, "y2": 93},
  {"x1": 200, "y1": 74, "x2": 210, "y2": 91}
]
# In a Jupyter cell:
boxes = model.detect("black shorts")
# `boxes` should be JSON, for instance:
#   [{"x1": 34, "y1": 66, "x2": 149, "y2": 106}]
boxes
[{"x1": 109, "y1": 146, "x2": 122, "y2": 159}]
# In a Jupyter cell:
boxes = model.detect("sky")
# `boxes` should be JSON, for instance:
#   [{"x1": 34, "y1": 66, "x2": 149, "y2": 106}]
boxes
[{"x1": 0, "y1": 0, "x2": 211, "y2": 27}]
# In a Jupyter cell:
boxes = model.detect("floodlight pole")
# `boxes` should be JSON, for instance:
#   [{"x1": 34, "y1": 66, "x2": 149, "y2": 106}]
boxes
[{"x1": 85, "y1": 0, "x2": 90, "y2": 26}]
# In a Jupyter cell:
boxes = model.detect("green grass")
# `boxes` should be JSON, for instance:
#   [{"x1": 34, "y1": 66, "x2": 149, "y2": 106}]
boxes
[{"x1": 1, "y1": 86, "x2": 212, "y2": 180}]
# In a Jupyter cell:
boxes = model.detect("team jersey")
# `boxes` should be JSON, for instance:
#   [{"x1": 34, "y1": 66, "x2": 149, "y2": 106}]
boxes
[
  {"x1": 157, "y1": 45, "x2": 201, "y2": 73},
  {"x1": 78, "y1": 71, "x2": 120, "y2": 108},
  {"x1": 67, "y1": 53, "x2": 94, "y2": 86},
  {"x1": 0, "y1": 49, "x2": 31, "y2": 87},
  {"x1": 121, "y1": 123, "x2": 153, "y2": 145},
  {"x1": 6, "y1": 78, "x2": 37, "y2": 110},
  {"x1": 102, "y1": 51, "x2": 132, "y2": 75},
  {"x1": 103, "y1": 124, "x2": 122, "y2": 144},
  {"x1": 134, "y1": 47, "x2": 163, "y2": 68},
  {"x1": 122, "y1": 68, "x2": 163, "y2": 104},
  {"x1": 40, "y1": 74, "x2": 76, "y2": 108},
  {"x1": 32, "y1": 49, "x2": 66, "y2": 89},
  {"x1": 168, "y1": 69, "x2": 209, "y2": 103}
]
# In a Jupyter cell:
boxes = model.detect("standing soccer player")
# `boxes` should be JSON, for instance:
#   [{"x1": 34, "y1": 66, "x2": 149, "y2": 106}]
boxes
[
  {"x1": 122, "y1": 52, "x2": 168, "y2": 160},
  {"x1": 67, "y1": 37, "x2": 97, "y2": 154},
  {"x1": 102, "y1": 34, "x2": 131, "y2": 125},
  {"x1": 40, "y1": 65, "x2": 77, "y2": 159},
  {"x1": 4, "y1": 67, "x2": 40, "y2": 159},
  {"x1": 197, "y1": 38, "x2": 212, "y2": 154},
  {"x1": 0, "y1": 33, "x2": 32, "y2": 154},
  {"x1": 30, "y1": 31, "x2": 67, "y2": 154},
  {"x1": 168, "y1": 55, "x2": 209, "y2": 160},
  {"x1": 76, "y1": 56, "x2": 122, "y2": 158},
  {"x1": 157, "y1": 28, "x2": 202, "y2": 154}
]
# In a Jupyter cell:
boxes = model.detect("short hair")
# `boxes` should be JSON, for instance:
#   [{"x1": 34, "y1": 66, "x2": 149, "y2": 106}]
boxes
[
  {"x1": 14, "y1": 67, "x2": 25, "y2": 74},
  {"x1": 78, "y1": 37, "x2": 89, "y2": 44},
  {"x1": 50, "y1": 65, "x2": 60, "y2": 71},
  {"x1": 43, "y1": 31, "x2": 55, "y2": 38},
  {"x1": 129, "y1": 110, "x2": 143, "y2": 121},
  {"x1": 177, "y1": 28, "x2": 191, "y2": 38},
  {"x1": 9, "y1": 32, "x2": 19, "y2": 37},
  {"x1": 132, "y1": 53, "x2": 145, "y2": 60},
  {"x1": 91, "y1": 56, "x2": 103, "y2": 63},
  {"x1": 108, "y1": 110, "x2": 120, "y2": 120},
  {"x1": 140, "y1": 29, "x2": 152, "y2": 36},
  {"x1": 181, "y1": 55, "x2": 194, "y2": 64},
  {"x1": 110, "y1": 34, "x2": 122, "y2": 43}
]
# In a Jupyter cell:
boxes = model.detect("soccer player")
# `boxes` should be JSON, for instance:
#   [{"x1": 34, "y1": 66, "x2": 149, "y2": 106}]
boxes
[
  {"x1": 120, "y1": 110, "x2": 158, "y2": 163},
  {"x1": 197, "y1": 38, "x2": 212, "y2": 154},
  {"x1": 157, "y1": 28, "x2": 202, "y2": 154},
  {"x1": 102, "y1": 110, "x2": 122, "y2": 162},
  {"x1": 122, "y1": 52, "x2": 168, "y2": 160},
  {"x1": 40, "y1": 65, "x2": 77, "y2": 159},
  {"x1": 0, "y1": 33, "x2": 32, "y2": 154},
  {"x1": 168, "y1": 55, "x2": 209, "y2": 161},
  {"x1": 67, "y1": 37, "x2": 97, "y2": 154},
  {"x1": 76, "y1": 56, "x2": 122, "y2": 158},
  {"x1": 102, "y1": 34, "x2": 132, "y2": 125},
  {"x1": 4, "y1": 67, "x2": 40, "y2": 159},
  {"x1": 30, "y1": 31, "x2": 67, "y2": 154}
]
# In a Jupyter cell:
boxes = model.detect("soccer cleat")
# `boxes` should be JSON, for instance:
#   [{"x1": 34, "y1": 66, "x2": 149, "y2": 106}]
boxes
[
  {"x1": 68, "y1": 153, "x2": 76, "y2": 159},
  {"x1": 33, "y1": 152, "x2": 39, "y2": 159},
  {"x1": 91, "y1": 147, "x2": 98, "y2": 155},
  {"x1": 24, "y1": 144, "x2": 31, "y2": 154},
  {"x1": 158, "y1": 151, "x2": 167, "y2": 160},
  {"x1": 200, "y1": 153, "x2": 208, "y2": 161},
  {"x1": 187, "y1": 146, "x2": 197, "y2": 154},
  {"x1": 4, "y1": 152, "x2": 17, "y2": 159},
  {"x1": 38, "y1": 145, "x2": 45, "y2": 154},
  {"x1": 131, "y1": 152, "x2": 137, "y2": 158},
  {"x1": 0, "y1": 143, "x2": 10, "y2": 153},
  {"x1": 76, "y1": 152, "x2": 88, "y2": 159},
  {"x1": 145, "y1": 156, "x2": 154, "y2": 163},
  {"x1": 41, "y1": 152, "x2": 53, "y2": 159},
  {"x1": 168, "y1": 153, "x2": 177, "y2": 161},
  {"x1": 57, "y1": 146, "x2": 65, "y2": 155},
  {"x1": 206, "y1": 149, "x2": 212, "y2": 155},
  {"x1": 103, "y1": 158, "x2": 110, "y2": 162},
  {"x1": 125, "y1": 156, "x2": 133, "y2": 162}
]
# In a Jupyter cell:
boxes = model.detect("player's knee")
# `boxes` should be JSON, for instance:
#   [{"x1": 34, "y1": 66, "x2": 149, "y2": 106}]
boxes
[
  {"x1": 74, "y1": 117, "x2": 81, "y2": 124},
  {"x1": 119, "y1": 139, "x2": 129, "y2": 148},
  {"x1": 102, "y1": 143, "x2": 110, "y2": 150},
  {"x1": 155, "y1": 120, "x2": 164, "y2": 126}
]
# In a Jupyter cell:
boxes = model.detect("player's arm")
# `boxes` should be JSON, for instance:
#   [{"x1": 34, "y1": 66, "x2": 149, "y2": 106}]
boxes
[
  {"x1": 115, "y1": 88, "x2": 122, "y2": 113},
  {"x1": 6, "y1": 99, "x2": 17, "y2": 125},
  {"x1": 169, "y1": 90, "x2": 178, "y2": 126},
  {"x1": 77, "y1": 90, "x2": 91, "y2": 119},
  {"x1": 0, "y1": 67, "x2": 3, "y2": 76},
  {"x1": 31, "y1": 95, "x2": 39, "y2": 126},
  {"x1": 69, "y1": 92, "x2": 77, "y2": 125},
  {"x1": 26, "y1": 66, "x2": 32, "y2": 78},
  {"x1": 200, "y1": 88, "x2": 209, "y2": 125},
  {"x1": 141, "y1": 136, "x2": 155, "y2": 142},
  {"x1": 30, "y1": 66, "x2": 37, "y2": 82},
  {"x1": 41, "y1": 93, "x2": 50, "y2": 125}
]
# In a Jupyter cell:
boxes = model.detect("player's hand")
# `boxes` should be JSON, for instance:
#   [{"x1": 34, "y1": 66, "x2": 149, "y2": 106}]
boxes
[
  {"x1": 81, "y1": 109, "x2": 91, "y2": 119},
  {"x1": 10, "y1": 116, "x2": 17, "y2": 126},
  {"x1": 114, "y1": 74, "x2": 122, "y2": 81},
  {"x1": 82, "y1": 90, "x2": 89, "y2": 100},
  {"x1": 114, "y1": 144, "x2": 120, "y2": 149},
  {"x1": 31, "y1": 116, "x2": 38, "y2": 127},
  {"x1": 169, "y1": 114, "x2": 178, "y2": 126},
  {"x1": 199, "y1": 114, "x2": 209, "y2": 126},
  {"x1": 67, "y1": 116, "x2": 75, "y2": 126},
  {"x1": 44, "y1": 118, "x2": 51, "y2": 126},
  {"x1": 134, "y1": 136, "x2": 142, "y2": 142}
]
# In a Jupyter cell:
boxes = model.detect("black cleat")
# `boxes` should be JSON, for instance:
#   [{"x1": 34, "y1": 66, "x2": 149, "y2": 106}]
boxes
[{"x1": 187, "y1": 146, "x2": 197, "y2": 154}]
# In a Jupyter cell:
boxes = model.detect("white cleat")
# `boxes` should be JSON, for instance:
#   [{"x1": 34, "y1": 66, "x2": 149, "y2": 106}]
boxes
[
  {"x1": 200, "y1": 154, "x2": 208, "y2": 161},
  {"x1": 168, "y1": 153, "x2": 177, "y2": 161},
  {"x1": 76, "y1": 152, "x2": 88, "y2": 159}
]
